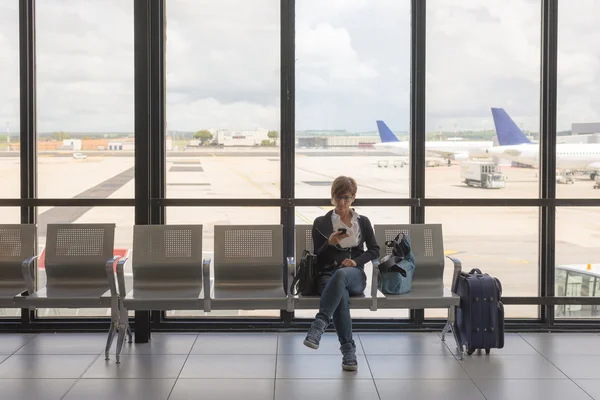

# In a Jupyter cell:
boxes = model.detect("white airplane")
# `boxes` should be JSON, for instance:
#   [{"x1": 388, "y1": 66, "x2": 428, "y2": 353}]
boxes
[
  {"x1": 483, "y1": 108, "x2": 600, "y2": 180},
  {"x1": 373, "y1": 120, "x2": 493, "y2": 162}
]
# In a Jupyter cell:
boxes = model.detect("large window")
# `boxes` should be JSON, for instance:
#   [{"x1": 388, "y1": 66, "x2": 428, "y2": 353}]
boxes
[
  {"x1": 36, "y1": 0, "x2": 134, "y2": 199},
  {"x1": 295, "y1": 0, "x2": 410, "y2": 199},
  {"x1": 426, "y1": 0, "x2": 540, "y2": 198},
  {"x1": 426, "y1": 207, "x2": 539, "y2": 319},
  {"x1": 165, "y1": 0, "x2": 280, "y2": 199},
  {"x1": 556, "y1": 0, "x2": 600, "y2": 194},
  {"x1": 33, "y1": 0, "x2": 134, "y2": 318},
  {"x1": 555, "y1": 207, "x2": 600, "y2": 319},
  {"x1": 0, "y1": 2, "x2": 19, "y2": 199},
  {"x1": 554, "y1": 1, "x2": 600, "y2": 320}
]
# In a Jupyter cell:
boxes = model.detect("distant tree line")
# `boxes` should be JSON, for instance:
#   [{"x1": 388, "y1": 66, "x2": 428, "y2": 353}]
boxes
[{"x1": 193, "y1": 129, "x2": 279, "y2": 146}]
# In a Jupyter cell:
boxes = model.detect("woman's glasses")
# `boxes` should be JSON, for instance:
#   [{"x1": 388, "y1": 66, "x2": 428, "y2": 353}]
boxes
[{"x1": 334, "y1": 196, "x2": 353, "y2": 202}]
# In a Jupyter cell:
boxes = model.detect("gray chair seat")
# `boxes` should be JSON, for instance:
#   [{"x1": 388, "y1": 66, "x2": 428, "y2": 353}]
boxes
[
  {"x1": 210, "y1": 284, "x2": 287, "y2": 309},
  {"x1": 294, "y1": 290, "x2": 373, "y2": 309},
  {"x1": 377, "y1": 286, "x2": 459, "y2": 308},
  {"x1": 25, "y1": 286, "x2": 111, "y2": 308},
  {"x1": 0, "y1": 286, "x2": 27, "y2": 307},
  {"x1": 123, "y1": 286, "x2": 203, "y2": 310}
]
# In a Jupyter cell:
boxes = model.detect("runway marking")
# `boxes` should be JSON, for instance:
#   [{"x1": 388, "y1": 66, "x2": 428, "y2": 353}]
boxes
[
  {"x1": 444, "y1": 250, "x2": 459, "y2": 256},
  {"x1": 295, "y1": 212, "x2": 312, "y2": 224},
  {"x1": 37, "y1": 167, "x2": 134, "y2": 236}
]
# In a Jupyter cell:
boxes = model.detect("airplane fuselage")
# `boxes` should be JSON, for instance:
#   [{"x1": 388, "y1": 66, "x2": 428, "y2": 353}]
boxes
[
  {"x1": 374, "y1": 140, "x2": 493, "y2": 158},
  {"x1": 483, "y1": 143, "x2": 600, "y2": 170}
]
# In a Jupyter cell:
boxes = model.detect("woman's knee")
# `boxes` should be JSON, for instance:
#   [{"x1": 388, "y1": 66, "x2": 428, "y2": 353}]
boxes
[{"x1": 331, "y1": 268, "x2": 349, "y2": 285}]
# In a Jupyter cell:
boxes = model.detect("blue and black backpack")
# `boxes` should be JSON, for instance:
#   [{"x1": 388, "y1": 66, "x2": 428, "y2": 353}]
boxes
[{"x1": 377, "y1": 233, "x2": 415, "y2": 295}]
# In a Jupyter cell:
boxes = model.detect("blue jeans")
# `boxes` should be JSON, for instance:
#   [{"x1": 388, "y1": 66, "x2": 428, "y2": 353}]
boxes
[{"x1": 316, "y1": 267, "x2": 367, "y2": 346}]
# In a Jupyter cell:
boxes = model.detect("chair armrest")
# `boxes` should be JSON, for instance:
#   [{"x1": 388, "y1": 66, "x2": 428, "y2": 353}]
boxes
[
  {"x1": 202, "y1": 258, "x2": 212, "y2": 312},
  {"x1": 105, "y1": 256, "x2": 121, "y2": 297},
  {"x1": 286, "y1": 257, "x2": 296, "y2": 312},
  {"x1": 370, "y1": 259, "x2": 380, "y2": 311},
  {"x1": 446, "y1": 256, "x2": 462, "y2": 294},
  {"x1": 21, "y1": 256, "x2": 38, "y2": 295},
  {"x1": 116, "y1": 258, "x2": 128, "y2": 298},
  {"x1": 286, "y1": 257, "x2": 296, "y2": 294}
]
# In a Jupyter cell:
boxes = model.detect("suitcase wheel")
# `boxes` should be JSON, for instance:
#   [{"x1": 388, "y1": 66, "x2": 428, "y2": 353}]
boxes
[
  {"x1": 467, "y1": 348, "x2": 475, "y2": 356},
  {"x1": 485, "y1": 348, "x2": 491, "y2": 355}
]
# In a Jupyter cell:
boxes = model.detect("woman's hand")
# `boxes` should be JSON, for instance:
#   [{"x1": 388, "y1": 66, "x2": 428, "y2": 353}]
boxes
[
  {"x1": 341, "y1": 258, "x2": 356, "y2": 267},
  {"x1": 328, "y1": 231, "x2": 349, "y2": 246}
]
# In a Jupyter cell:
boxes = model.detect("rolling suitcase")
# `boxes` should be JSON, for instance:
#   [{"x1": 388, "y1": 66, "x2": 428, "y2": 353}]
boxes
[{"x1": 456, "y1": 268, "x2": 504, "y2": 355}]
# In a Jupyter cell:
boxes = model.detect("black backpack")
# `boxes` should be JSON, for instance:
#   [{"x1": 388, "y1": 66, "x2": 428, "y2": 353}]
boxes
[
  {"x1": 291, "y1": 250, "x2": 318, "y2": 296},
  {"x1": 378, "y1": 233, "x2": 411, "y2": 276}
]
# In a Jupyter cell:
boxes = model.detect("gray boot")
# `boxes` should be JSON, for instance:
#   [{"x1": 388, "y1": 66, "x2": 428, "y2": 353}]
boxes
[
  {"x1": 340, "y1": 341, "x2": 358, "y2": 371},
  {"x1": 303, "y1": 317, "x2": 328, "y2": 349}
]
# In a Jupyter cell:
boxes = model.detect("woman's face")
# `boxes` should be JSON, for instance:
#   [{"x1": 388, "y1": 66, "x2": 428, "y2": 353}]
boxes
[{"x1": 332, "y1": 192, "x2": 354, "y2": 213}]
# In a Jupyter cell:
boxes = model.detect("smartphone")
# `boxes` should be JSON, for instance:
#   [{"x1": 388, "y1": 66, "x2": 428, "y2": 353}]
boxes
[{"x1": 337, "y1": 228, "x2": 347, "y2": 234}]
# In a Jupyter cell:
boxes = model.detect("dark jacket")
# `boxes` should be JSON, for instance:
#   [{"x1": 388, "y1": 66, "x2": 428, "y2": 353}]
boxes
[{"x1": 312, "y1": 209, "x2": 380, "y2": 274}]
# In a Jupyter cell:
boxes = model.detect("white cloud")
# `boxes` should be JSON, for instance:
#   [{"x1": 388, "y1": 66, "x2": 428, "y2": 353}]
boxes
[
  {"x1": 0, "y1": 0, "x2": 599, "y2": 134},
  {"x1": 426, "y1": 0, "x2": 541, "y2": 131},
  {"x1": 167, "y1": 97, "x2": 278, "y2": 131},
  {"x1": 296, "y1": 24, "x2": 379, "y2": 91},
  {"x1": 556, "y1": 0, "x2": 600, "y2": 127},
  {"x1": 0, "y1": 2, "x2": 20, "y2": 134}
]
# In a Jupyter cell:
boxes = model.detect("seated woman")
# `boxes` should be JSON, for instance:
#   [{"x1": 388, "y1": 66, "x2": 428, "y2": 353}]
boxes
[{"x1": 303, "y1": 176, "x2": 380, "y2": 371}]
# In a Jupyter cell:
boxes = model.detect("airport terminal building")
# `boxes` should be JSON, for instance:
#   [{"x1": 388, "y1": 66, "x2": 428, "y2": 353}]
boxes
[{"x1": 1, "y1": 1, "x2": 600, "y2": 399}]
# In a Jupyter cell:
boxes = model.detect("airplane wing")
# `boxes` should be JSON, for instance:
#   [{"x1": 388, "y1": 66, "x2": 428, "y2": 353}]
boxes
[
  {"x1": 585, "y1": 162, "x2": 600, "y2": 170},
  {"x1": 426, "y1": 149, "x2": 458, "y2": 158}
]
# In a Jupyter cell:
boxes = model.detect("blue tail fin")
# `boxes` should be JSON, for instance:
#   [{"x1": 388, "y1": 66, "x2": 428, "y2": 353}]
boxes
[
  {"x1": 491, "y1": 108, "x2": 532, "y2": 146},
  {"x1": 376, "y1": 120, "x2": 400, "y2": 143}
]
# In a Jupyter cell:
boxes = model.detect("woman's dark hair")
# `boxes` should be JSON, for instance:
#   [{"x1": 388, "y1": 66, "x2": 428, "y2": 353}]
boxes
[{"x1": 330, "y1": 176, "x2": 357, "y2": 198}]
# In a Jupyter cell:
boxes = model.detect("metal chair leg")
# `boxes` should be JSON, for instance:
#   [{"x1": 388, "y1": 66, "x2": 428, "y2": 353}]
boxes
[
  {"x1": 115, "y1": 323, "x2": 127, "y2": 364},
  {"x1": 441, "y1": 321, "x2": 451, "y2": 341},
  {"x1": 104, "y1": 323, "x2": 117, "y2": 360},
  {"x1": 441, "y1": 306, "x2": 454, "y2": 341},
  {"x1": 443, "y1": 306, "x2": 465, "y2": 360},
  {"x1": 126, "y1": 323, "x2": 133, "y2": 344}
]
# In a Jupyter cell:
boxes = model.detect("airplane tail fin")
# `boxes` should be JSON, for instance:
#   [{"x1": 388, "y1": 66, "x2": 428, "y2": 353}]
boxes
[
  {"x1": 376, "y1": 120, "x2": 400, "y2": 143},
  {"x1": 491, "y1": 107, "x2": 532, "y2": 146}
]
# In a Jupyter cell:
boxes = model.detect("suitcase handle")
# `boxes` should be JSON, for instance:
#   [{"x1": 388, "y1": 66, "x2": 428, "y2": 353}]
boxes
[
  {"x1": 495, "y1": 277, "x2": 503, "y2": 297},
  {"x1": 469, "y1": 268, "x2": 482, "y2": 274}
]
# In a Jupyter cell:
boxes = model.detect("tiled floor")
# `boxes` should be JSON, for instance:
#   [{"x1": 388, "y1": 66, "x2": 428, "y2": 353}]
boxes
[{"x1": 0, "y1": 331, "x2": 600, "y2": 399}]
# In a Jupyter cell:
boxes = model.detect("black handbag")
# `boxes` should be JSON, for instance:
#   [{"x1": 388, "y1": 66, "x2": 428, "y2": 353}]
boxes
[{"x1": 291, "y1": 250, "x2": 318, "y2": 296}]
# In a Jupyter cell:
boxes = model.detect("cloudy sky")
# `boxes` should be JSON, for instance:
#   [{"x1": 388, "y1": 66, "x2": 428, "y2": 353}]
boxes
[{"x1": 0, "y1": 0, "x2": 598, "y2": 134}]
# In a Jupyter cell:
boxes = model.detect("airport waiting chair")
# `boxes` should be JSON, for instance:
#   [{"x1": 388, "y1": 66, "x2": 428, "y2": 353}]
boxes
[
  {"x1": 115, "y1": 224, "x2": 205, "y2": 362},
  {"x1": 206, "y1": 225, "x2": 292, "y2": 312},
  {"x1": 0, "y1": 224, "x2": 37, "y2": 309},
  {"x1": 373, "y1": 224, "x2": 464, "y2": 357},
  {"x1": 19, "y1": 223, "x2": 128, "y2": 361},
  {"x1": 291, "y1": 224, "x2": 379, "y2": 311}
]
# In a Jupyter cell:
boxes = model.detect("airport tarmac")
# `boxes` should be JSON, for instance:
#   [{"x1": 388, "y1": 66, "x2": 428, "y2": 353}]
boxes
[{"x1": 0, "y1": 149, "x2": 599, "y2": 320}]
